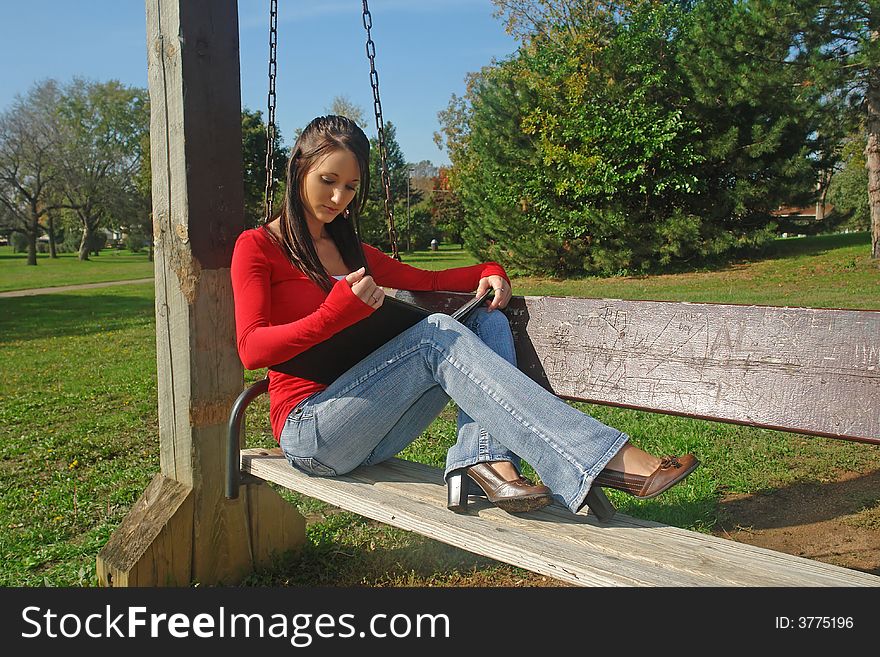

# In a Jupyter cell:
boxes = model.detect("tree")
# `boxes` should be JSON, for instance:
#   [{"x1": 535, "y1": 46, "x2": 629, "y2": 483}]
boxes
[
  {"x1": 126, "y1": 130, "x2": 154, "y2": 260},
  {"x1": 828, "y1": 134, "x2": 871, "y2": 230},
  {"x1": 361, "y1": 121, "x2": 409, "y2": 250},
  {"x1": 799, "y1": 0, "x2": 879, "y2": 256},
  {"x1": 0, "y1": 80, "x2": 67, "y2": 265},
  {"x1": 410, "y1": 160, "x2": 438, "y2": 180},
  {"x1": 431, "y1": 168, "x2": 466, "y2": 246},
  {"x1": 326, "y1": 95, "x2": 368, "y2": 128},
  {"x1": 44, "y1": 208, "x2": 63, "y2": 258},
  {"x1": 241, "y1": 108, "x2": 288, "y2": 228},
  {"x1": 491, "y1": 0, "x2": 620, "y2": 46},
  {"x1": 677, "y1": 0, "x2": 825, "y2": 238},
  {"x1": 862, "y1": 4, "x2": 880, "y2": 257},
  {"x1": 406, "y1": 199, "x2": 436, "y2": 250},
  {"x1": 438, "y1": 0, "x2": 827, "y2": 275},
  {"x1": 438, "y1": 56, "x2": 593, "y2": 275},
  {"x1": 441, "y1": 2, "x2": 711, "y2": 274},
  {"x1": 55, "y1": 78, "x2": 149, "y2": 260},
  {"x1": 694, "y1": 1, "x2": 879, "y2": 256}
]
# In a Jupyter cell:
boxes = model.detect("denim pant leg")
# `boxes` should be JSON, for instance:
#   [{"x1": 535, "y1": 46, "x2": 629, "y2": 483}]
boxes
[
  {"x1": 422, "y1": 313, "x2": 628, "y2": 511},
  {"x1": 281, "y1": 307, "x2": 519, "y2": 477},
  {"x1": 280, "y1": 361, "x2": 448, "y2": 478},
  {"x1": 281, "y1": 313, "x2": 628, "y2": 513},
  {"x1": 359, "y1": 384, "x2": 450, "y2": 467},
  {"x1": 447, "y1": 307, "x2": 519, "y2": 474}
]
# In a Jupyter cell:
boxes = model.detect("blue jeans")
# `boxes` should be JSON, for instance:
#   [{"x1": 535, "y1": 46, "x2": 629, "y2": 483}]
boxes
[{"x1": 279, "y1": 308, "x2": 628, "y2": 512}]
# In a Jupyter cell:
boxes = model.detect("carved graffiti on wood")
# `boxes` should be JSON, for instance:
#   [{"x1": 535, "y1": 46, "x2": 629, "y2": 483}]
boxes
[{"x1": 394, "y1": 290, "x2": 879, "y2": 442}]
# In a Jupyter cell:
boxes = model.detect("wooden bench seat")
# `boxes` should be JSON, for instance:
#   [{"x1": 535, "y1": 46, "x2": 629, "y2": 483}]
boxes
[
  {"x1": 240, "y1": 449, "x2": 880, "y2": 586},
  {"x1": 228, "y1": 291, "x2": 880, "y2": 587}
]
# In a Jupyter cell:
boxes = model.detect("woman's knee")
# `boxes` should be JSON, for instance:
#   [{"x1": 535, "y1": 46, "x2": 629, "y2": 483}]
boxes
[
  {"x1": 426, "y1": 312, "x2": 459, "y2": 329},
  {"x1": 474, "y1": 306, "x2": 511, "y2": 331}
]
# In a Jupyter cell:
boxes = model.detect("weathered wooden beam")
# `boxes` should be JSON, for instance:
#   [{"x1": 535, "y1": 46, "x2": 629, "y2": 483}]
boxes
[
  {"x1": 396, "y1": 291, "x2": 880, "y2": 444},
  {"x1": 97, "y1": 0, "x2": 304, "y2": 586},
  {"x1": 96, "y1": 474, "x2": 193, "y2": 587}
]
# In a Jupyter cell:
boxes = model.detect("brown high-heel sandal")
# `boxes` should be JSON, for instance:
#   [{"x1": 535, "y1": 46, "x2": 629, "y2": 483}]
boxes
[{"x1": 447, "y1": 462, "x2": 552, "y2": 514}]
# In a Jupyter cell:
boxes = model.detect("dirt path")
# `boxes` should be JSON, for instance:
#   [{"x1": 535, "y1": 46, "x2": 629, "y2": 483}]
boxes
[
  {"x1": 0, "y1": 278, "x2": 153, "y2": 297},
  {"x1": 712, "y1": 469, "x2": 880, "y2": 576}
]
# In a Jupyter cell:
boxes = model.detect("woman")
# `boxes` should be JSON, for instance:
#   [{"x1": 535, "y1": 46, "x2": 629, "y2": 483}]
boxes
[{"x1": 231, "y1": 115, "x2": 698, "y2": 516}]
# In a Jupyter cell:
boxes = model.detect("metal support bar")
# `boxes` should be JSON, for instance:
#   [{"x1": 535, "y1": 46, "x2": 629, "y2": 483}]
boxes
[{"x1": 225, "y1": 377, "x2": 270, "y2": 499}]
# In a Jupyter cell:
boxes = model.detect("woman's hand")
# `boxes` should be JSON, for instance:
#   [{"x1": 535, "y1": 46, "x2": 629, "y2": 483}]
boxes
[
  {"x1": 346, "y1": 267, "x2": 385, "y2": 309},
  {"x1": 475, "y1": 275, "x2": 511, "y2": 312}
]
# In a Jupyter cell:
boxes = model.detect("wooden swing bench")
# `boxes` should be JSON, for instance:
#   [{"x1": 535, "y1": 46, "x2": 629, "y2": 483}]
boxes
[
  {"x1": 226, "y1": 290, "x2": 880, "y2": 587},
  {"x1": 102, "y1": 0, "x2": 876, "y2": 589}
]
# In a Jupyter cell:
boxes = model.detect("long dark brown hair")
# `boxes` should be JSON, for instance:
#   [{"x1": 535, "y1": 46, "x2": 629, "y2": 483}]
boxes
[{"x1": 270, "y1": 115, "x2": 371, "y2": 291}]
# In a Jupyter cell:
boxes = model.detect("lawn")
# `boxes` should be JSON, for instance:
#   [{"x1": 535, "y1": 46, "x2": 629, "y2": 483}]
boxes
[
  {"x1": 392, "y1": 234, "x2": 879, "y2": 308},
  {"x1": 513, "y1": 232, "x2": 879, "y2": 309},
  {"x1": 0, "y1": 232, "x2": 877, "y2": 586},
  {"x1": 0, "y1": 246, "x2": 154, "y2": 293}
]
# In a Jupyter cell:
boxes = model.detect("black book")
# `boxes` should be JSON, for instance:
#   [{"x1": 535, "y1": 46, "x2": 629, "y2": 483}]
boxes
[{"x1": 269, "y1": 289, "x2": 494, "y2": 385}]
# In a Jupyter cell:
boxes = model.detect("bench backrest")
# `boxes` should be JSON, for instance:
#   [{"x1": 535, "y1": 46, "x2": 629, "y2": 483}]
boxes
[{"x1": 395, "y1": 291, "x2": 879, "y2": 445}]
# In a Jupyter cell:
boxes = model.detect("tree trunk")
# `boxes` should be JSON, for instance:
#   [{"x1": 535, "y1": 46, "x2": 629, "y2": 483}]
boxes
[
  {"x1": 47, "y1": 212, "x2": 58, "y2": 258},
  {"x1": 78, "y1": 224, "x2": 92, "y2": 261},
  {"x1": 815, "y1": 169, "x2": 832, "y2": 224},
  {"x1": 26, "y1": 214, "x2": 38, "y2": 266},
  {"x1": 26, "y1": 235, "x2": 37, "y2": 265},
  {"x1": 868, "y1": 22, "x2": 880, "y2": 259}
]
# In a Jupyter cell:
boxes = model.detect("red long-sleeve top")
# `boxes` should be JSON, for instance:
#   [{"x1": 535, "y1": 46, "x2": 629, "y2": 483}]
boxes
[{"x1": 231, "y1": 226, "x2": 509, "y2": 440}]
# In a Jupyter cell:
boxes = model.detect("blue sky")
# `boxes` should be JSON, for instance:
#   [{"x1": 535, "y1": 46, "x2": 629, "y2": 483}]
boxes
[{"x1": 0, "y1": 0, "x2": 519, "y2": 166}]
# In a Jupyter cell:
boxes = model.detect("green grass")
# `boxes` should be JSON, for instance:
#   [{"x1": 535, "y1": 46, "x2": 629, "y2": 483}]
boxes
[
  {"x1": 0, "y1": 246, "x2": 154, "y2": 293},
  {"x1": 1, "y1": 231, "x2": 878, "y2": 586},
  {"x1": 399, "y1": 244, "x2": 477, "y2": 270},
  {"x1": 402, "y1": 233, "x2": 878, "y2": 308},
  {"x1": 515, "y1": 232, "x2": 879, "y2": 309},
  {"x1": 0, "y1": 285, "x2": 158, "y2": 586}
]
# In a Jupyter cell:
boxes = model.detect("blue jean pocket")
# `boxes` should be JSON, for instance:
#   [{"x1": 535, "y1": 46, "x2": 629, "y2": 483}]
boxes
[
  {"x1": 286, "y1": 455, "x2": 337, "y2": 477},
  {"x1": 280, "y1": 406, "x2": 337, "y2": 476}
]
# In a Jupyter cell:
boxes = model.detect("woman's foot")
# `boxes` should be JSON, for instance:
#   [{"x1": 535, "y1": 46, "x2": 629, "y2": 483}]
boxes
[
  {"x1": 447, "y1": 461, "x2": 552, "y2": 514},
  {"x1": 594, "y1": 444, "x2": 699, "y2": 499}
]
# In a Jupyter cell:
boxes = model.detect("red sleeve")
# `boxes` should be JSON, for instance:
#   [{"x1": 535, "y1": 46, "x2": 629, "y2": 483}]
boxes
[
  {"x1": 231, "y1": 231, "x2": 374, "y2": 370},
  {"x1": 363, "y1": 243, "x2": 509, "y2": 292}
]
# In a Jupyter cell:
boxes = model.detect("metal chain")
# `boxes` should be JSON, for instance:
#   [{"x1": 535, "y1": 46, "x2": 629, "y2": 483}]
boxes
[
  {"x1": 263, "y1": 0, "x2": 279, "y2": 223},
  {"x1": 362, "y1": 0, "x2": 401, "y2": 260}
]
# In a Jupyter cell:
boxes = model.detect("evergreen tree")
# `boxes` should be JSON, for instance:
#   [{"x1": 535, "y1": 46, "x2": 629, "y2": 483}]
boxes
[
  {"x1": 677, "y1": 0, "x2": 824, "y2": 242},
  {"x1": 828, "y1": 134, "x2": 870, "y2": 231},
  {"x1": 361, "y1": 121, "x2": 408, "y2": 251},
  {"x1": 797, "y1": 0, "x2": 878, "y2": 256},
  {"x1": 241, "y1": 108, "x2": 288, "y2": 228},
  {"x1": 431, "y1": 168, "x2": 466, "y2": 246},
  {"x1": 438, "y1": 0, "x2": 829, "y2": 275},
  {"x1": 441, "y1": 1, "x2": 709, "y2": 275},
  {"x1": 441, "y1": 58, "x2": 592, "y2": 275},
  {"x1": 688, "y1": 0, "x2": 879, "y2": 256}
]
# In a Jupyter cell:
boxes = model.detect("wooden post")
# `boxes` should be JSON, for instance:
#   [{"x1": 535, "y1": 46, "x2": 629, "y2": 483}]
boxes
[{"x1": 96, "y1": 0, "x2": 304, "y2": 586}]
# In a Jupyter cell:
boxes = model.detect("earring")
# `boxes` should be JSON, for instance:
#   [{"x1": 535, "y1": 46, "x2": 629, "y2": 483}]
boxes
[{"x1": 344, "y1": 208, "x2": 351, "y2": 218}]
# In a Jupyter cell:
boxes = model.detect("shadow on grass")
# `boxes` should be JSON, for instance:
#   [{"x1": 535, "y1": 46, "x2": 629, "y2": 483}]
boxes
[
  {"x1": 617, "y1": 231, "x2": 871, "y2": 280},
  {"x1": 713, "y1": 467, "x2": 880, "y2": 576},
  {"x1": 716, "y1": 468, "x2": 880, "y2": 530},
  {"x1": 747, "y1": 231, "x2": 870, "y2": 261},
  {"x1": 0, "y1": 292, "x2": 154, "y2": 344}
]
